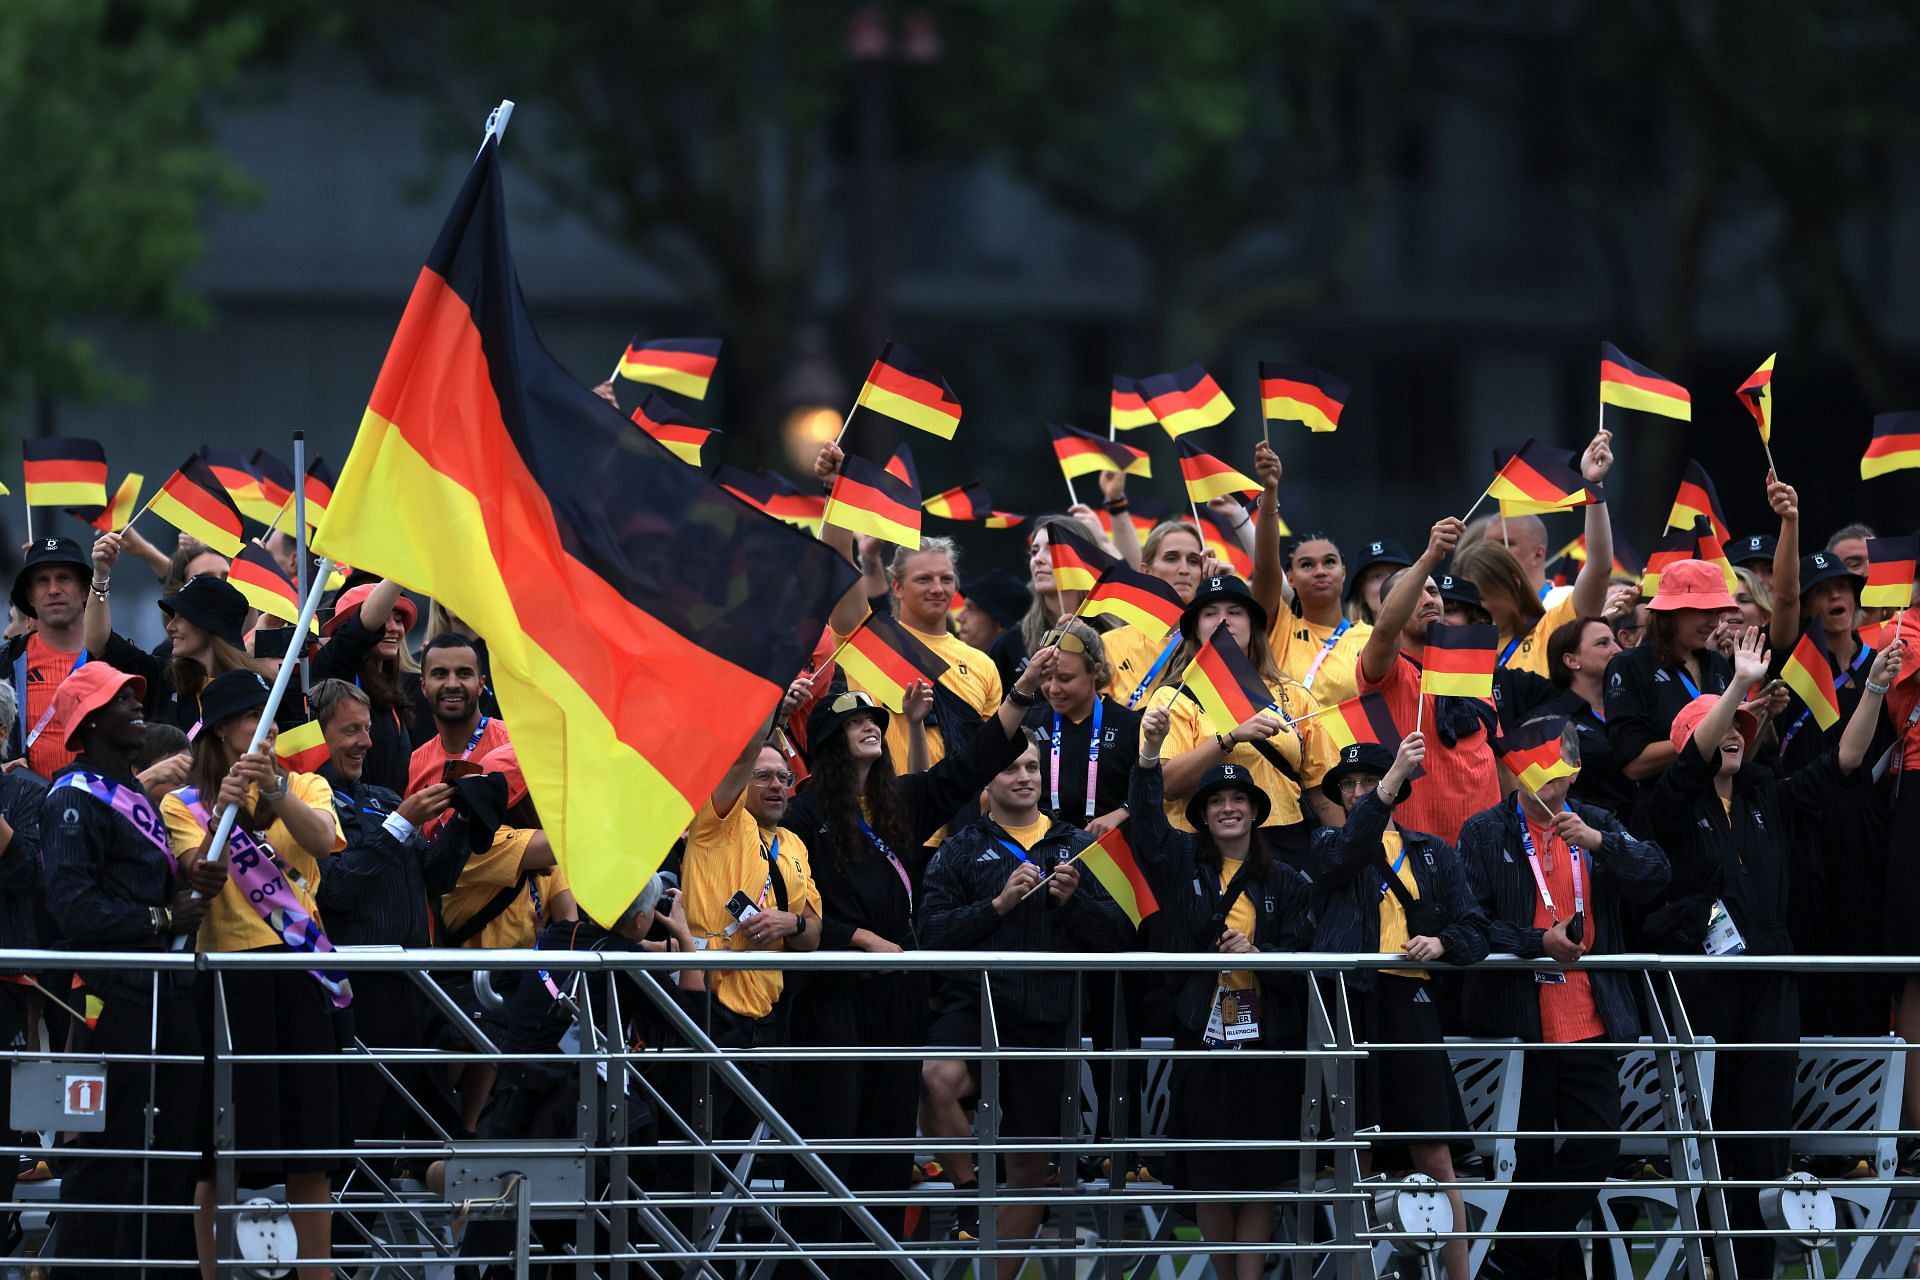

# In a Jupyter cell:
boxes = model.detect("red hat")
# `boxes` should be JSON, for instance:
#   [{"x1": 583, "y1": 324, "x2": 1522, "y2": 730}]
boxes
[
  {"x1": 479, "y1": 741, "x2": 526, "y2": 807},
  {"x1": 54, "y1": 665, "x2": 147, "y2": 750},
  {"x1": 1647, "y1": 559, "x2": 1738, "y2": 613},
  {"x1": 1668, "y1": 693, "x2": 1758, "y2": 756},
  {"x1": 323, "y1": 584, "x2": 419, "y2": 636}
]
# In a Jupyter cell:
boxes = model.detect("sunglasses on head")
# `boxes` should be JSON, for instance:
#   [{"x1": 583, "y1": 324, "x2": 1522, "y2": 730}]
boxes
[
  {"x1": 829, "y1": 691, "x2": 878, "y2": 715},
  {"x1": 1041, "y1": 629, "x2": 1088, "y2": 655}
]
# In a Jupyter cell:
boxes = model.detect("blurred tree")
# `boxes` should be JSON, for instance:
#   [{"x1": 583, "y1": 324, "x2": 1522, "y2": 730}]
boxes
[{"x1": 0, "y1": 0, "x2": 259, "y2": 416}]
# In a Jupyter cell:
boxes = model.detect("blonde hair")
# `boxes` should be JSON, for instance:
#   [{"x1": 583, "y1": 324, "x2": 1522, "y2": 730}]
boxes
[
  {"x1": 1047, "y1": 618, "x2": 1112, "y2": 690},
  {"x1": 1733, "y1": 566, "x2": 1772, "y2": 623},
  {"x1": 1141, "y1": 520, "x2": 1204, "y2": 566}
]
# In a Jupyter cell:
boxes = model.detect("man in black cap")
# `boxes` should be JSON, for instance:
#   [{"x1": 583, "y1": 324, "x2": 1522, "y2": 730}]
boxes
[
  {"x1": 1728, "y1": 533, "x2": 1778, "y2": 593},
  {"x1": 1345, "y1": 539, "x2": 1412, "y2": 626},
  {"x1": 5, "y1": 537, "x2": 99, "y2": 776},
  {"x1": 955, "y1": 568, "x2": 1032, "y2": 693}
]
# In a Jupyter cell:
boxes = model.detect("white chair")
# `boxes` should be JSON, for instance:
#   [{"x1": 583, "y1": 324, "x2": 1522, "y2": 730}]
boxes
[
  {"x1": 1592, "y1": 1038, "x2": 1717, "y2": 1280},
  {"x1": 1790, "y1": 1035, "x2": 1905, "y2": 1279}
]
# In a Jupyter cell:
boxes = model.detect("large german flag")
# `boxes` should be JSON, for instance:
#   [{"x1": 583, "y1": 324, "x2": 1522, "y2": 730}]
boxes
[
  {"x1": 1737, "y1": 354, "x2": 1775, "y2": 445},
  {"x1": 67, "y1": 472, "x2": 142, "y2": 534},
  {"x1": 22, "y1": 438, "x2": 109, "y2": 509},
  {"x1": 1046, "y1": 520, "x2": 1120, "y2": 593},
  {"x1": 1486, "y1": 438, "x2": 1599, "y2": 514},
  {"x1": 1177, "y1": 439, "x2": 1260, "y2": 504},
  {"x1": 1078, "y1": 826, "x2": 1158, "y2": 926},
  {"x1": 629, "y1": 393, "x2": 719, "y2": 466},
  {"x1": 715, "y1": 466, "x2": 826, "y2": 528},
  {"x1": 1321, "y1": 690, "x2": 1400, "y2": 752},
  {"x1": 1864, "y1": 535, "x2": 1918, "y2": 610},
  {"x1": 616, "y1": 337, "x2": 721, "y2": 400},
  {"x1": 1599, "y1": 342, "x2": 1690, "y2": 421},
  {"x1": 1862, "y1": 412, "x2": 1920, "y2": 480},
  {"x1": 1665, "y1": 460, "x2": 1729, "y2": 541},
  {"x1": 310, "y1": 137, "x2": 857, "y2": 926},
  {"x1": 1082, "y1": 561, "x2": 1185, "y2": 634},
  {"x1": 836, "y1": 613, "x2": 950, "y2": 713},
  {"x1": 150, "y1": 453, "x2": 245, "y2": 555},
  {"x1": 1496, "y1": 715, "x2": 1579, "y2": 791},
  {"x1": 1781, "y1": 627, "x2": 1841, "y2": 732},
  {"x1": 1420, "y1": 623, "x2": 1497, "y2": 699},
  {"x1": 251, "y1": 450, "x2": 296, "y2": 511},
  {"x1": 1141, "y1": 363, "x2": 1233, "y2": 438},
  {"x1": 923, "y1": 482, "x2": 992, "y2": 521},
  {"x1": 854, "y1": 341, "x2": 962, "y2": 439},
  {"x1": 1110, "y1": 376, "x2": 1156, "y2": 432},
  {"x1": 1050, "y1": 422, "x2": 1150, "y2": 480},
  {"x1": 229, "y1": 542, "x2": 310, "y2": 628},
  {"x1": 1258, "y1": 361, "x2": 1348, "y2": 433},
  {"x1": 823, "y1": 452, "x2": 921, "y2": 548},
  {"x1": 1183, "y1": 621, "x2": 1274, "y2": 734}
]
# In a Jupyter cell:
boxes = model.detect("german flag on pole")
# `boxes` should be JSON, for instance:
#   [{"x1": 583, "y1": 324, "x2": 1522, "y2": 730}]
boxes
[
  {"x1": 1665, "y1": 460, "x2": 1729, "y2": 541},
  {"x1": 983, "y1": 511, "x2": 1027, "y2": 529},
  {"x1": 823, "y1": 453, "x2": 921, "y2": 548},
  {"x1": 616, "y1": 337, "x2": 721, "y2": 400},
  {"x1": 883, "y1": 442, "x2": 920, "y2": 491},
  {"x1": 1110, "y1": 376, "x2": 1156, "y2": 432},
  {"x1": 22, "y1": 438, "x2": 108, "y2": 509},
  {"x1": 629, "y1": 393, "x2": 719, "y2": 466},
  {"x1": 229, "y1": 542, "x2": 310, "y2": 627},
  {"x1": 1419, "y1": 623, "x2": 1498, "y2": 699},
  {"x1": 1862, "y1": 412, "x2": 1920, "y2": 480},
  {"x1": 1183, "y1": 621, "x2": 1275, "y2": 734},
  {"x1": 1696, "y1": 524, "x2": 1738, "y2": 593},
  {"x1": 1320, "y1": 690, "x2": 1400, "y2": 752},
  {"x1": 273, "y1": 717, "x2": 332, "y2": 775},
  {"x1": 1737, "y1": 354, "x2": 1775, "y2": 444},
  {"x1": 1078, "y1": 826, "x2": 1159, "y2": 926},
  {"x1": 1050, "y1": 422, "x2": 1150, "y2": 480},
  {"x1": 1141, "y1": 363, "x2": 1233, "y2": 438},
  {"x1": 1177, "y1": 439, "x2": 1260, "y2": 504},
  {"x1": 1599, "y1": 342, "x2": 1691, "y2": 421},
  {"x1": 204, "y1": 449, "x2": 275, "y2": 525},
  {"x1": 923, "y1": 482, "x2": 992, "y2": 521},
  {"x1": 309, "y1": 132, "x2": 857, "y2": 927},
  {"x1": 854, "y1": 341, "x2": 962, "y2": 439},
  {"x1": 150, "y1": 453, "x2": 245, "y2": 555},
  {"x1": 1082, "y1": 561, "x2": 1185, "y2": 635},
  {"x1": 1258, "y1": 361, "x2": 1348, "y2": 434},
  {"x1": 68, "y1": 472, "x2": 142, "y2": 534},
  {"x1": 836, "y1": 613, "x2": 950, "y2": 713},
  {"x1": 1486, "y1": 439, "x2": 1600, "y2": 514},
  {"x1": 251, "y1": 450, "x2": 296, "y2": 512},
  {"x1": 1496, "y1": 715, "x2": 1579, "y2": 791},
  {"x1": 1191, "y1": 504, "x2": 1260, "y2": 575},
  {"x1": 1639, "y1": 525, "x2": 1699, "y2": 597},
  {"x1": 301, "y1": 457, "x2": 336, "y2": 528},
  {"x1": 1864, "y1": 535, "x2": 1918, "y2": 610},
  {"x1": 1046, "y1": 520, "x2": 1121, "y2": 594},
  {"x1": 715, "y1": 466, "x2": 827, "y2": 529},
  {"x1": 1781, "y1": 627, "x2": 1842, "y2": 732}
]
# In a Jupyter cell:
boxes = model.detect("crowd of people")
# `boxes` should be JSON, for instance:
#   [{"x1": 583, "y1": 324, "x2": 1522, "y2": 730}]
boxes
[{"x1": 0, "y1": 417, "x2": 1914, "y2": 1280}]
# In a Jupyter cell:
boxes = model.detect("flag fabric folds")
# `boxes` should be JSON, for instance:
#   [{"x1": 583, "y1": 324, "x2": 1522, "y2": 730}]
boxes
[
  {"x1": 1737, "y1": 354, "x2": 1775, "y2": 444},
  {"x1": 1321, "y1": 690, "x2": 1400, "y2": 752},
  {"x1": 629, "y1": 394, "x2": 719, "y2": 466},
  {"x1": 202, "y1": 448, "x2": 278, "y2": 526},
  {"x1": 1177, "y1": 439, "x2": 1260, "y2": 504},
  {"x1": 250, "y1": 450, "x2": 297, "y2": 513},
  {"x1": 310, "y1": 136, "x2": 858, "y2": 926},
  {"x1": 22, "y1": 438, "x2": 108, "y2": 509},
  {"x1": 1599, "y1": 342, "x2": 1690, "y2": 420},
  {"x1": 1192, "y1": 504, "x2": 1259, "y2": 575},
  {"x1": 1864, "y1": 536, "x2": 1918, "y2": 610},
  {"x1": 301, "y1": 457, "x2": 337, "y2": 528},
  {"x1": 715, "y1": 466, "x2": 827, "y2": 528},
  {"x1": 1641, "y1": 521, "x2": 1734, "y2": 596},
  {"x1": 274, "y1": 718, "x2": 332, "y2": 775},
  {"x1": 1081, "y1": 562, "x2": 1185, "y2": 635},
  {"x1": 923, "y1": 482, "x2": 992, "y2": 521},
  {"x1": 855, "y1": 341, "x2": 962, "y2": 439},
  {"x1": 1049, "y1": 422, "x2": 1150, "y2": 480},
  {"x1": 1045, "y1": 521, "x2": 1121, "y2": 594},
  {"x1": 1665, "y1": 460, "x2": 1729, "y2": 541},
  {"x1": 884, "y1": 442, "x2": 920, "y2": 491},
  {"x1": 150, "y1": 453, "x2": 246, "y2": 555},
  {"x1": 229, "y1": 543, "x2": 310, "y2": 627},
  {"x1": 68, "y1": 472, "x2": 143, "y2": 534},
  {"x1": 1110, "y1": 376, "x2": 1156, "y2": 432},
  {"x1": 823, "y1": 454, "x2": 921, "y2": 548},
  {"x1": 1781, "y1": 628, "x2": 1842, "y2": 732},
  {"x1": 1141, "y1": 364, "x2": 1233, "y2": 438},
  {"x1": 835, "y1": 614, "x2": 950, "y2": 713},
  {"x1": 1486, "y1": 439, "x2": 1600, "y2": 514},
  {"x1": 1420, "y1": 624, "x2": 1498, "y2": 699},
  {"x1": 1078, "y1": 826, "x2": 1159, "y2": 926},
  {"x1": 1258, "y1": 361, "x2": 1348, "y2": 433},
  {"x1": 616, "y1": 338, "x2": 721, "y2": 400},
  {"x1": 1863, "y1": 413, "x2": 1920, "y2": 479},
  {"x1": 1183, "y1": 621, "x2": 1274, "y2": 734},
  {"x1": 1496, "y1": 716, "x2": 1579, "y2": 791},
  {"x1": 983, "y1": 511, "x2": 1027, "y2": 529}
]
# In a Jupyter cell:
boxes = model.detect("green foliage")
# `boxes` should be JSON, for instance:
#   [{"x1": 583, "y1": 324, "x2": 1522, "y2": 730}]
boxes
[{"x1": 0, "y1": 0, "x2": 259, "y2": 411}]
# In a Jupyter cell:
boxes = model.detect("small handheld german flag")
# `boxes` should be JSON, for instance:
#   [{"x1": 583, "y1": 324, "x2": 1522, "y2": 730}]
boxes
[
  {"x1": 837, "y1": 613, "x2": 950, "y2": 713},
  {"x1": 1258, "y1": 362, "x2": 1348, "y2": 434},
  {"x1": 68, "y1": 472, "x2": 142, "y2": 534},
  {"x1": 22, "y1": 438, "x2": 109, "y2": 509},
  {"x1": 1110, "y1": 376, "x2": 1156, "y2": 432},
  {"x1": 1177, "y1": 439, "x2": 1260, "y2": 505},
  {"x1": 823, "y1": 453, "x2": 922, "y2": 549},
  {"x1": 1141, "y1": 364, "x2": 1233, "y2": 439},
  {"x1": 1077, "y1": 826, "x2": 1159, "y2": 926},
  {"x1": 1496, "y1": 715, "x2": 1580, "y2": 791},
  {"x1": 1321, "y1": 690, "x2": 1400, "y2": 752},
  {"x1": 983, "y1": 511, "x2": 1027, "y2": 529},
  {"x1": 1640, "y1": 523, "x2": 1705, "y2": 597},
  {"x1": 1045, "y1": 520, "x2": 1121, "y2": 594},
  {"x1": 1420, "y1": 624, "x2": 1498, "y2": 700},
  {"x1": 855, "y1": 341, "x2": 962, "y2": 440},
  {"x1": 1864, "y1": 536, "x2": 1918, "y2": 610},
  {"x1": 717, "y1": 466, "x2": 827, "y2": 529},
  {"x1": 229, "y1": 543, "x2": 313, "y2": 628},
  {"x1": 616, "y1": 337, "x2": 722, "y2": 400},
  {"x1": 202, "y1": 449, "x2": 280, "y2": 526},
  {"x1": 301, "y1": 457, "x2": 336, "y2": 529},
  {"x1": 1665, "y1": 460, "x2": 1729, "y2": 541},
  {"x1": 1081, "y1": 562, "x2": 1185, "y2": 635},
  {"x1": 1599, "y1": 342, "x2": 1690, "y2": 421},
  {"x1": 250, "y1": 450, "x2": 296, "y2": 516},
  {"x1": 1183, "y1": 621, "x2": 1275, "y2": 735},
  {"x1": 883, "y1": 442, "x2": 919, "y2": 491},
  {"x1": 1191, "y1": 503, "x2": 1259, "y2": 575},
  {"x1": 1737, "y1": 354, "x2": 1775, "y2": 445},
  {"x1": 1780, "y1": 627, "x2": 1841, "y2": 732},
  {"x1": 150, "y1": 453, "x2": 246, "y2": 555},
  {"x1": 1486, "y1": 439, "x2": 1601, "y2": 515},
  {"x1": 629, "y1": 394, "x2": 719, "y2": 466},
  {"x1": 1863, "y1": 412, "x2": 1920, "y2": 480},
  {"x1": 274, "y1": 717, "x2": 332, "y2": 775},
  {"x1": 923, "y1": 482, "x2": 992, "y2": 522},
  {"x1": 1049, "y1": 422, "x2": 1150, "y2": 480}
]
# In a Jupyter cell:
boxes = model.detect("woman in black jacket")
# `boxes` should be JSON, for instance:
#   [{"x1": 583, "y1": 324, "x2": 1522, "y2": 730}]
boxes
[
  {"x1": 1134, "y1": 704, "x2": 1314, "y2": 1280},
  {"x1": 780, "y1": 646, "x2": 1056, "y2": 1275}
]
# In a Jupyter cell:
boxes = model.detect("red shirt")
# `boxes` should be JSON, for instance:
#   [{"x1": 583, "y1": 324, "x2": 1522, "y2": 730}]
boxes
[
  {"x1": 1356, "y1": 652, "x2": 1499, "y2": 842},
  {"x1": 1888, "y1": 613, "x2": 1920, "y2": 774},
  {"x1": 21, "y1": 633, "x2": 86, "y2": 780},
  {"x1": 1525, "y1": 817, "x2": 1605, "y2": 1044},
  {"x1": 406, "y1": 715, "x2": 512, "y2": 797}
]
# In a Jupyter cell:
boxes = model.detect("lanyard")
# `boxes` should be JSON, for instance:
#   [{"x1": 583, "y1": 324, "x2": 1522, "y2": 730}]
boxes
[
  {"x1": 1301, "y1": 620, "x2": 1350, "y2": 690},
  {"x1": 1516, "y1": 797, "x2": 1583, "y2": 923},
  {"x1": 1779, "y1": 642, "x2": 1872, "y2": 757},
  {"x1": 1126, "y1": 633, "x2": 1181, "y2": 709},
  {"x1": 1050, "y1": 699, "x2": 1103, "y2": 820},
  {"x1": 995, "y1": 836, "x2": 1033, "y2": 866},
  {"x1": 459, "y1": 715, "x2": 490, "y2": 761},
  {"x1": 24, "y1": 649, "x2": 88, "y2": 751},
  {"x1": 1378, "y1": 842, "x2": 1410, "y2": 897},
  {"x1": 755, "y1": 834, "x2": 781, "y2": 908},
  {"x1": 859, "y1": 818, "x2": 913, "y2": 911},
  {"x1": 1676, "y1": 668, "x2": 1701, "y2": 699},
  {"x1": 1498, "y1": 635, "x2": 1524, "y2": 668}
]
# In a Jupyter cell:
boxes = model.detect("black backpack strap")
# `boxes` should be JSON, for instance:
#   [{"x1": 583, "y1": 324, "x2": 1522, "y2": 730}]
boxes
[{"x1": 445, "y1": 873, "x2": 530, "y2": 946}]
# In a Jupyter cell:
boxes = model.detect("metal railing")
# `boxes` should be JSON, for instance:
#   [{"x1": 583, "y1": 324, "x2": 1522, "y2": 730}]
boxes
[{"x1": 1, "y1": 946, "x2": 1917, "y2": 1279}]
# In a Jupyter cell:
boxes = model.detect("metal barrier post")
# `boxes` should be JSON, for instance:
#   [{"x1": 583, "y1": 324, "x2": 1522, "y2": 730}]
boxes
[
  {"x1": 1056, "y1": 969, "x2": 1083, "y2": 1274},
  {"x1": 1655, "y1": 968, "x2": 1739, "y2": 1279},
  {"x1": 602, "y1": 970, "x2": 631, "y2": 1280},
  {"x1": 978, "y1": 970, "x2": 1002, "y2": 1270},
  {"x1": 575, "y1": 970, "x2": 600, "y2": 1280},
  {"x1": 513, "y1": 1171, "x2": 532, "y2": 1280},
  {"x1": 1315, "y1": 972, "x2": 1375, "y2": 1280},
  {"x1": 1638, "y1": 968, "x2": 1714, "y2": 1280},
  {"x1": 212, "y1": 972, "x2": 238, "y2": 1279},
  {"x1": 1099, "y1": 975, "x2": 1129, "y2": 1280}
]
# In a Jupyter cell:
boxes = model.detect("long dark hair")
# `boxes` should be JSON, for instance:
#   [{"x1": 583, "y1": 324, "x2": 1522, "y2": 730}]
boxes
[
  {"x1": 1194, "y1": 811, "x2": 1276, "y2": 881},
  {"x1": 186, "y1": 716, "x2": 273, "y2": 833},
  {"x1": 809, "y1": 721, "x2": 915, "y2": 867}
]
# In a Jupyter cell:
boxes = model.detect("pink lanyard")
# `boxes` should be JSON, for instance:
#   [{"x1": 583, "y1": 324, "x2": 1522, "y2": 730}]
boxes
[
  {"x1": 1049, "y1": 700, "x2": 1103, "y2": 820},
  {"x1": 1517, "y1": 800, "x2": 1583, "y2": 922}
]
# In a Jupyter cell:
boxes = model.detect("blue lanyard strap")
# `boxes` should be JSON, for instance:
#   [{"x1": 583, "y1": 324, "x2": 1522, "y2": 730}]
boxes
[
  {"x1": 1676, "y1": 668, "x2": 1701, "y2": 699},
  {"x1": 460, "y1": 715, "x2": 490, "y2": 759},
  {"x1": 1498, "y1": 635, "x2": 1524, "y2": 668},
  {"x1": 1126, "y1": 633, "x2": 1182, "y2": 709},
  {"x1": 995, "y1": 836, "x2": 1033, "y2": 866},
  {"x1": 1779, "y1": 642, "x2": 1873, "y2": 757},
  {"x1": 1378, "y1": 841, "x2": 1409, "y2": 896}
]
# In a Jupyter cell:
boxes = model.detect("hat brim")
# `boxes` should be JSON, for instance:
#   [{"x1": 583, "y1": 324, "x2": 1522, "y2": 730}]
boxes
[
  {"x1": 803, "y1": 700, "x2": 892, "y2": 764},
  {"x1": 12, "y1": 554, "x2": 92, "y2": 620},
  {"x1": 1320, "y1": 759, "x2": 1406, "y2": 808},
  {"x1": 159, "y1": 594, "x2": 246, "y2": 648},
  {"x1": 1645, "y1": 589, "x2": 1738, "y2": 613},
  {"x1": 1342, "y1": 557, "x2": 1413, "y2": 603},
  {"x1": 61, "y1": 670, "x2": 148, "y2": 750},
  {"x1": 1184, "y1": 776, "x2": 1273, "y2": 831},
  {"x1": 1799, "y1": 566, "x2": 1868, "y2": 600}
]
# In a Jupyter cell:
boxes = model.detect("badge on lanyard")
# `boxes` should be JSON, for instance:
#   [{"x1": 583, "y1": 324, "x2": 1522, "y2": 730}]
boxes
[{"x1": 1203, "y1": 976, "x2": 1262, "y2": 1048}]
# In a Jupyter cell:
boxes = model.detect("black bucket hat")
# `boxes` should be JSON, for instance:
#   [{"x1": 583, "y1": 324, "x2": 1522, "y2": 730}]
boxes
[
  {"x1": 160, "y1": 574, "x2": 249, "y2": 649},
  {"x1": 1437, "y1": 572, "x2": 1486, "y2": 614},
  {"x1": 198, "y1": 668, "x2": 273, "y2": 731},
  {"x1": 10, "y1": 537, "x2": 91, "y2": 618},
  {"x1": 1799, "y1": 550, "x2": 1866, "y2": 599},
  {"x1": 1727, "y1": 533, "x2": 1777, "y2": 567},
  {"x1": 1344, "y1": 539, "x2": 1413, "y2": 603},
  {"x1": 959, "y1": 569, "x2": 1031, "y2": 630},
  {"x1": 805, "y1": 688, "x2": 891, "y2": 762},
  {"x1": 1184, "y1": 761, "x2": 1272, "y2": 830},
  {"x1": 1179, "y1": 574, "x2": 1268, "y2": 641},
  {"x1": 1321, "y1": 742, "x2": 1405, "y2": 807}
]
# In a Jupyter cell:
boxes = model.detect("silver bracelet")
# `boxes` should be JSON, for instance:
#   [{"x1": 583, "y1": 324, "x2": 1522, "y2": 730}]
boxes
[{"x1": 1866, "y1": 678, "x2": 1891, "y2": 696}]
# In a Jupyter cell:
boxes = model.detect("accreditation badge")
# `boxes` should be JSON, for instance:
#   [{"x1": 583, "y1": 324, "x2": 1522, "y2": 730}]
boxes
[{"x1": 1203, "y1": 978, "x2": 1262, "y2": 1050}]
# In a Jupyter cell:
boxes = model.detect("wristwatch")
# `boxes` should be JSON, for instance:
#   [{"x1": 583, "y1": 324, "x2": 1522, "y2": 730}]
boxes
[
  {"x1": 1009, "y1": 686, "x2": 1040, "y2": 708},
  {"x1": 264, "y1": 770, "x2": 290, "y2": 801},
  {"x1": 149, "y1": 906, "x2": 172, "y2": 936}
]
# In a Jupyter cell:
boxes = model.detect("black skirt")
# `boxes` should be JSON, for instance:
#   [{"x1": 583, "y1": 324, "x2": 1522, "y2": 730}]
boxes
[
  {"x1": 1164, "y1": 1022, "x2": 1305, "y2": 1193},
  {"x1": 195, "y1": 960, "x2": 343, "y2": 1178},
  {"x1": 1352, "y1": 973, "x2": 1471, "y2": 1168}
]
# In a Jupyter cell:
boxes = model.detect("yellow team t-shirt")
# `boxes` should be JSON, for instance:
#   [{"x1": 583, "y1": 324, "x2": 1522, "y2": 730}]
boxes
[
  {"x1": 1270, "y1": 601, "x2": 1374, "y2": 708},
  {"x1": 998, "y1": 815, "x2": 1052, "y2": 849},
  {"x1": 1503, "y1": 591, "x2": 1581, "y2": 679},
  {"x1": 441, "y1": 827, "x2": 571, "y2": 950},
  {"x1": 1103, "y1": 624, "x2": 1181, "y2": 709},
  {"x1": 835, "y1": 616, "x2": 1001, "y2": 772},
  {"x1": 1146, "y1": 677, "x2": 1336, "y2": 832},
  {"x1": 1219, "y1": 859, "x2": 1259, "y2": 991},
  {"x1": 162, "y1": 772, "x2": 345, "y2": 955},
  {"x1": 1375, "y1": 830, "x2": 1429, "y2": 980},
  {"x1": 683, "y1": 798, "x2": 822, "y2": 1020}
]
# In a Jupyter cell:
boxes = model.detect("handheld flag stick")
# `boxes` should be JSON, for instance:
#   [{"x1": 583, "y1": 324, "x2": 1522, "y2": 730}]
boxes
[
  {"x1": 21, "y1": 490, "x2": 30, "y2": 543},
  {"x1": 1762, "y1": 438, "x2": 1779, "y2": 479},
  {"x1": 1460, "y1": 482, "x2": 1495, "y2": 525},
  {"x1": 170, "y1": 557, "x2": 335, "y2": 951},
  {"x1": 1188, "y1": 491, "x2": 1202, "y2": 528},
  {"x1": 117, "y1": 488, "x2": 162, "y2": 537},
  {"x1": 1414, "y1": 690, "x2": 1425, "y2": 735},
  {"x1": 831, "y1": 402, "x2": 858, "y2": 446},
  {"x1": 1021, "y1": 842, "x2": 1094, "y2": 901},
  {"x1": 1500, "y1": 512, "x2": 1509, "y2": 548},
  {"x1": 263, "y1": 494, "x2": 294, "y2": 538},
  {"x1": 1064, "y1": 471, "x2": 1078, "y2": 509},
  {"x1": 293, "y1": 431, "x2": 311, "y2": 688}
]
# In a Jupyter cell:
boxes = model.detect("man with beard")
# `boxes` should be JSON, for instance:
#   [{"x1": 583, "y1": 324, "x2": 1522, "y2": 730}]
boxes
[
  {"x1": 5, "y1": 538, "x2": 100, "y2": 777},
  {"x1": 405, "y1": 633, "x2": 510, "y2": 798}
]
